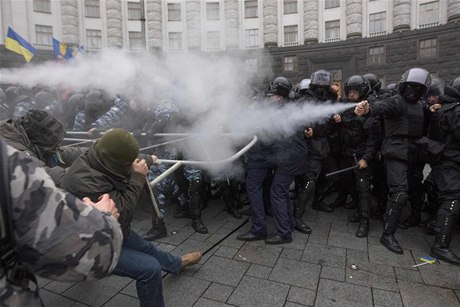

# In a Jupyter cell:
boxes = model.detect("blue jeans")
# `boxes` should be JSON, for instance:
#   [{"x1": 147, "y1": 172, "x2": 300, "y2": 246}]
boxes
[{"x1": 112, "y1": 230, "x2": 181, "y2": 307}]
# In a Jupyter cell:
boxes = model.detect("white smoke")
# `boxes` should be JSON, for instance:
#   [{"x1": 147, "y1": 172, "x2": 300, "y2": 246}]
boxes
[{"x1": 1, "y1": 49, "x2": 354, "y2": 176}]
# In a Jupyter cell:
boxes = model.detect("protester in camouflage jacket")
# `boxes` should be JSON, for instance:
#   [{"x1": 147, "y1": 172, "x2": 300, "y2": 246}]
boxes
[
  {"x1": 0, "y1": 109, "x2": 87, "y2": 186},
  {"x1": 0, "y1": 140, "x2": 123, "y2": 306}
]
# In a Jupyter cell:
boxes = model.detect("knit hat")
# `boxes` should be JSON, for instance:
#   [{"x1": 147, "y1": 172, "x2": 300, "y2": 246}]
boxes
[
  {"x1": 94, "y1": 128, "x2": 139, "y2": 177},
  {"x1": 22, "y1": 109, "x2": 65, "y2": 148}
]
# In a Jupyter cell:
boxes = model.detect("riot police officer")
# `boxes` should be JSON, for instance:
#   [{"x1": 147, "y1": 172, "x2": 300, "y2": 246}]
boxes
[{"x1": 355, "y1": 68, "x2": 431, "y2": 254}]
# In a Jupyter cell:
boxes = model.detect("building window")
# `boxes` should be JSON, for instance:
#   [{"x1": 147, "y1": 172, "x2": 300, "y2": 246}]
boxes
[
  {"x1": 129, "y1": 31, "x2": 143, "y2": 49},
  {"x1": 33, "y1": 0, "x2": 51, "y2": 13},
  {"x1": 325, "y1": 0, "x2": 340, "y2": 9},
  {"x1": 206, "y1": 2, "x2": 220, "y2": 21},
  {"x1": 284, "y1": 0, "x2": 297, "y2": 14},
  {"x1": 167, "y1": 3, "x2": 181, "y2": 21},
  {"x1": 168, "y1": 32, "x2": 182, "y2": 50},
  {"x1": 368, "y1": 46, "x2": 385, "y2": 65},
  {"x1": 245, "y1": 29, "x2": 259, "y2": 48},
  {"x1": 245, "y1": 58, "x2": 258, "y2": 72},
  {"x1": 284, "y1": 55, "x2": 297, "y2": 71},
  {"x1": 419, "y1": 38, "x2": 437, "y2": 58},
  {"x1": 369, "y1": 11, "x2": 386, "y2": 35},
  {"x1": 128, "y1": 2, "x2": 141, "y2": 20},
  {"x1": 245, "y1": 0, "x2": 258, "y2": 18},
  {"x1": 86, "y1": 29, "x2": 102, "y2": 49},
  {"x1": 419, "y1": 1, "x2": 439, "y2": 28},
  {"x1": 85, "y1": 0, "x2": 100, "y2": 18},
  {"x1": 325, "y1": 20, "x2": 340, "y2": 41},
  {"x1": 35, "y1": 25, "x2": 52, "y2": 45},
  {"x1": 207, "y1": 31, "x2": 220, "y2": 50},
  {"x1": 284, "y1": 25, "x2": 298, "y2": 45}
]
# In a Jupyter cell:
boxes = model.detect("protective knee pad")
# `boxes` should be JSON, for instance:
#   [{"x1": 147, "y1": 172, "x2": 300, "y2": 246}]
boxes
[
  {"x1": 304, "y1": 181, "x2": 316, "y2": 194},
  {"x1": 356, "y1": 177, "x2": 371, "y2": 193},
  {"x1": 390, "y1": 192, "x2": 408, "y2": 207}
]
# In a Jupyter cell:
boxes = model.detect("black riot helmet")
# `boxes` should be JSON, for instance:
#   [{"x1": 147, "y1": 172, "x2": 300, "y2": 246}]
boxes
[
  {"x1": 398, "y1": 68, "x2": 431, "y2": 103},
  {"x1": 267, "y1": 76, "x2": 292, "y2": 98},
  {"x1": 344, "y1": 75, "x2": 371, "y2": 101},
  {"x1": 298, "y1": 78, "x2": 311, "y2": 96},
  {"x1": 451, "y1": 77, "x2": 460, "y2": 92},
  {"x1": 362, "y1": 73, "x2": 381, "y2": 93},
  {"x1": 310, "y1": 70, "x2": 332, "y2": 88},
  {"x1": 427, "y1": 78, "x2": 444, "y2": 97},
  {"x1": 310, "y1": 70, "x2": 332, "y2": 98}
]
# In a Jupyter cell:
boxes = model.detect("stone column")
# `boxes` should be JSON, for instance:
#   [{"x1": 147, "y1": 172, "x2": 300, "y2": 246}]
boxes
[
  {"x1": 224, "y1": 0, "x2": 239, "y2": 49},
  {"x1": 448, "y1": 0, "x2": 460, "y2": 23},
  {"x1": 106, "y1": 0, "x2": 123, "y2": 47},
  {"x1": 146, "y1": 0, "x2": 162, "y2": 51},
  {"x1": 186, "y1": 0, "x2": 201, "y2": 50},
  {"x1": 346, "y1": 0, "x2": 362, "y2": 39},
  {"x1": 60, "y1": 0, "x2": 79, "y2": 45},
  {"x1": 393, "y1": 0, "x2": 411, "y2": 32},
  {"x1": 303, "y1": 0, "x2": 318, "y2": 44},
  {"x1": 263, "y1": 0, "x2": 277, "y2": 48}
]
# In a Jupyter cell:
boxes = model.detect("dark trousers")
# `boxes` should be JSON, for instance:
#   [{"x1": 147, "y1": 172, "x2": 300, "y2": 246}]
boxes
[
  {"x1": 246, "y1": 167, "x2": 295, "y2": 238},
  {"x1": 112, "y1": 230, "x2": 181, "y2": 307}
]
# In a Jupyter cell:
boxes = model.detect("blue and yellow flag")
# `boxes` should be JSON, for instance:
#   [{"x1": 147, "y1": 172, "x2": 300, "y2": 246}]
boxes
[
  {"x1": 52, "y1": 38, "x2": 72, "y2": 60},
  {"x1": 5, "y1": 26, "x2": 36, "y2": 62}
]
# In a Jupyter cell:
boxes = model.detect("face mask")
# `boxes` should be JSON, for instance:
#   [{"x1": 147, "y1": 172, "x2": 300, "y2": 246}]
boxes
[{"x1": 403, "y1": 85, "x2": 423, "y2": 103}]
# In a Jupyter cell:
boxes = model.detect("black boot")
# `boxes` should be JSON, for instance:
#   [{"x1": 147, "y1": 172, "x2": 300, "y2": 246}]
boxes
[
  {"x1": 349, "y1": 210, "x2": 360, "y2": 223},
  {"x1": 222, "y1": 180, "x2": 242, "y2": 219},
  {"x1": 294, "y1": 187, "x2": 312, "y2": 234},
  {"x1": 143, "y1": 217, "x2": 167, "y2": 241},
  {"x1": 430, "y1": 200, "x2": 460, "y2": 265},
  {"x1": 356, "y1": 217, "x2": 369, "y2": 238},
  {"x1": 380, "y1": 233, "x2": 403, "y2": 254},
  {"x1": 381, "y1": 193, "x2": 406, "y2": 254},
  {"x1": 189, "y1": 179, "x2": 208, "y2": 234},
  {"x1": 312, "y1": 200, "x2": 334, "y2": 212},
  {"x1": 402, "y1": 209, "x2": 421, "y2": 228}
]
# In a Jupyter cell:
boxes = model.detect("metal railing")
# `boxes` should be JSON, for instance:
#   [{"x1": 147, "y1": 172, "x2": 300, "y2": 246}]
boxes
[
  {"x1": 369, "y1": 31, "x2": 387, "y2": 37},
  {"x1": 419, "y1": 22, "x2": 439, "y2": 29}
]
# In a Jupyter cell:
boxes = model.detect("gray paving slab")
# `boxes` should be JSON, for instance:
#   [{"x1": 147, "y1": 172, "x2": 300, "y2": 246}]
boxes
[
  {"x1": 227, "y1": 275, "x2": 290, "y2": 307},
  {"x1": 302, "y1": 243, "x2": 346, "y2": 268},
  {"x1": 398, "y1": 280, "x2": 460, "y2": 307},
  {"x1": 456, "y1": 290, "x2": 460, "y2": 302},
  {"x1": 102, "y1": 293, "x2": 139, "y2": 307},
  {"x1": 307, "y1": 235, "x2": 328, "y2": 245},
  {"x1": 269, "y1": 257, "x2": 321, "y2": 290},
  {"x1": 202, "y1": 282, "x2": 234, "y2": 303},
  {"x1": 61, "y1": 275, "x2": 132, "y2": 306},
  {"x1": 172, "y1": 237, "x2": 215, "y2": 260},
  {"x1": 246, "y1": 264, "x2": 272, "y2": 279},
  {"x1": 193, "y1": 255, "x2": 250, "y2": 287},
  {"x1": 162, "y1": 275, "x2": 210, "y2": 306},
  {"x1": 235, "y1": 241, "x2": 282, "y2": 267},
  {"x1": 287, "y1": 286, "x2": 316, "y2": 306},
  {"x1": 346, "y1": 248, "x2": 369, "y2": 265},
  {"x1": 328, "y1": 230, "x2": 368, "y2": 252},
  {"x1": 288, "y1": 231, "x2": 310, "y2": 250},
  {"x1": 307, "y1": 222, "x2": 331, "y2": 238},
  {"x1": 395, "y1": 234, "x2": 431, "y2": 253},
  {"x1": 372, "y1": 289, "x2": 403, "y2": 307},
  {"x1": 285, "y1": 302, "x2": 308, "y2": 307},
  {"x1": 345, "y1": 265, "x2": 398, "y2": 292},
  {"x1": 281, "y1": 247, "x2": 304, "y2": 261},
  {"x1": 368, "y1": 243, "x2": 416, "y2": 268},
  {"x1": 43, "y1": 280, "x2": 76, "y2": 294},
  {"x1": 155, "y1": 226, "x2": 194, "y2": 245},
  {"x1": 315, "y1": 278, "x2": 372, "y2": 307},
  {"x1": 394, "y1": 267, "x2": 424, "y2": 283},
  {"x1": 418, "y1": 263, "x2": 460, "y2": 290},
  {"x1": 320, "y1": 266, "x2": 345, "y2": 282},
  {"x1": 194, "y1": 297, "x2": 234, "y2": 307},
  {"x1": 40, "y1": 288, "x2": 88, "y2": 307},
  {"x1": 214, "y1": 245, "x2": 239, "y2": 258}
]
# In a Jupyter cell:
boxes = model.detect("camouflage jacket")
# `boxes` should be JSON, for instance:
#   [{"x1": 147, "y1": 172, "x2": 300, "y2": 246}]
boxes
[
  {"x1": 0, "y1": 141, "x2": 123, "y2": 306},
  {"x1": 0, "y1": 119, "x2": 87, "y2": 186},
  {"x1": 13, "y1": 101, "x2": 35, "y2": 120}
]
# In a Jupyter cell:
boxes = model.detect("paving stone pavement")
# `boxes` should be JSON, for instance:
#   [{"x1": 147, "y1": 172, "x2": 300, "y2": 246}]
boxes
[{"x1": 37, "y1": 197, "x2": 460, "y2": 307}]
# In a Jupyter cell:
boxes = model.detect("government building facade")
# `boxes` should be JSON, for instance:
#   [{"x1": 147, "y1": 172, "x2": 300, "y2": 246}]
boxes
[{"x1": 1, "y1": 0, "x2": 459, "y2": 86}]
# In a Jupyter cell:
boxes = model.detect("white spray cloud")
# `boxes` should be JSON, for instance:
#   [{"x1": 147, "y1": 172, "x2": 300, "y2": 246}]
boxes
[{"x1": 1, "y1": 49, "x2": 354, "y2": 176}]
